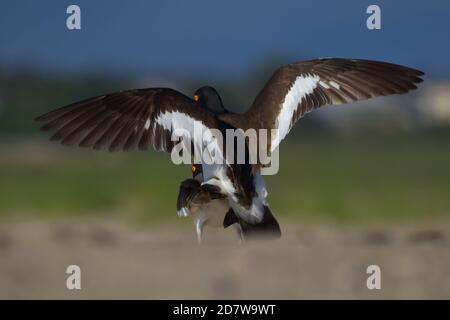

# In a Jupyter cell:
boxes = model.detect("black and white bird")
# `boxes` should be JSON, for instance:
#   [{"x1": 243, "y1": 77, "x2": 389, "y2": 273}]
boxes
[{"x1": 36, "y1": 58, "x2": 424, "y2": 242}]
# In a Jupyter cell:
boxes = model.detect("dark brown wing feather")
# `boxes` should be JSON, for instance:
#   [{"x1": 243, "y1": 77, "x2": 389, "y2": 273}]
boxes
[
  {"x1": 219, "y1": 58, "x2": 424, "y2": 153},
  {"x1": 36, "y1": 88, "x2": 220, "y2": 153}
]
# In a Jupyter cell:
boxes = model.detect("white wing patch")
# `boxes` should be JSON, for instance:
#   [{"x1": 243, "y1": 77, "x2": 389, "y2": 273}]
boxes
[
  {"x1": 202, "y1": 164, "x2": 237, "y2": 198},
  {"x1": 329, "y1": 80, "x2": 340, "y2": 90},
  {"x1": 272, "y1": 74, "x2": 320, "y2": 151},
  {"x1": 155, "y1": 110, "x2": 223, "y2": 161},
  {"x1": 319, "y1": 81, "x2": 330, "y2": 89},
  {"x1": 155, "y1": 110, "x2": 199, "y2": 132},
  {"x1": 144, "y1": 118, "x2": 151, "y2": 130}
]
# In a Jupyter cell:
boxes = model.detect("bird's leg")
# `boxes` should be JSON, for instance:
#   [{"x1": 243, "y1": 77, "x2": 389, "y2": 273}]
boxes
[
  {"x1": 234, "y1": 223, "x2": 245, "y2": 244},
  {"x1": 194, "y1": 218, "x2": 206, "y2": 244}
]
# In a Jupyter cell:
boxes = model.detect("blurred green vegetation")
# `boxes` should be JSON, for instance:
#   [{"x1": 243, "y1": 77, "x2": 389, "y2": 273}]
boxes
[
  {"x1": 1, "y1": 132, "x2": 450, "y2": 225},
  {"x1": 273, "y1": 133, "x2": 450, "y2": 224},
  {"x1": 0, "y1": 71, "x2": 132, "y2": 135}
]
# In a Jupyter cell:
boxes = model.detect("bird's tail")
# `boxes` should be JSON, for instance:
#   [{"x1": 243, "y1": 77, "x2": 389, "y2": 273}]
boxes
[{"x1": 224, "y1": 205, "x2": 281, "y2": 239}]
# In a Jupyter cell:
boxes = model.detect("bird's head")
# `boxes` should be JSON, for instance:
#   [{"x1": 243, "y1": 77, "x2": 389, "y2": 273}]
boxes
[
  {"x1": 191, "y1": 164, "x2": 203, "y2": 182},
  {"x1": 193, "y1": 86, "x2": 227, "y2": 114}
]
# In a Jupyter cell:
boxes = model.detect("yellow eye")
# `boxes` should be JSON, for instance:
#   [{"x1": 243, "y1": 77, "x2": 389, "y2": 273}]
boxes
[
  {"x1": 191, "y1": 164, "x2": 197, "y2": 173},
  {"x1": 193, "y1": 95, "x2": 199, "y2": 102}
]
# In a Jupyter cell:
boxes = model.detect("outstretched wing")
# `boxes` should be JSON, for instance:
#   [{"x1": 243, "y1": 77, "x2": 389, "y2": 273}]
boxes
[
  {"x1": 227, "y1": 58, "x2": 424, "y2": 152},
  {"x1": 36, "y1": 88, "x2": 220, "y2": 153}
]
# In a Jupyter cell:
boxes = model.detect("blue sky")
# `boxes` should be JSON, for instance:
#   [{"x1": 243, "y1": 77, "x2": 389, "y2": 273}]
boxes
[{"x1": 1, "y1": 0, "x2": 449, "y2": 77}]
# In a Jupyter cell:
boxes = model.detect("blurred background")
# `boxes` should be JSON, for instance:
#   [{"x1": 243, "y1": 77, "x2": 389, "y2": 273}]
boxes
[{"x1": 1, "y1": 0, "x2": 450, "y2": 299}]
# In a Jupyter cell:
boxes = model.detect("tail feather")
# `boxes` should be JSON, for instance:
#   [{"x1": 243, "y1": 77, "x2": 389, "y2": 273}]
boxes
[
  {"x1": 239, "y1": 206, "x2": 281, "y2": 239},
  {"x1": 223, "y1": 209, "x2": 239, "y2": 228}
]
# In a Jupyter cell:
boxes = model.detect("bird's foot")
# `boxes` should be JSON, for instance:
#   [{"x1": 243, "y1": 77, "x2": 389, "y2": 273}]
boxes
[
  {"x1": 177, "y1": 207, "x2": 189, "y2": 217},
  {"x1": 234, "y1": 223, "x2": 245, "y2": 245},
  {"x1": 194, "y1": 218, "x2": 206, "y2": 244}
]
